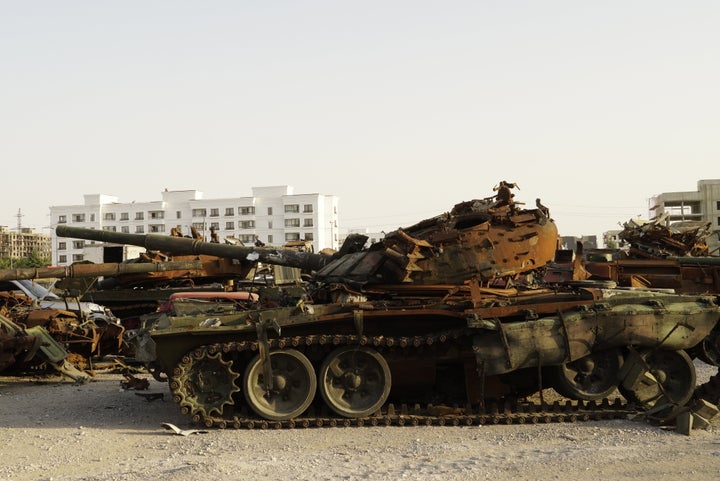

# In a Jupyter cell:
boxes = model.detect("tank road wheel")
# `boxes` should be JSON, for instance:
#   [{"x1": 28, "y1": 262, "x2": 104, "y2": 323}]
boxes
[
  {"x1": 173, "y1": 351, "x2": 241, "y2": 417},
  {"x1": 621, "y1": 349, "x2": 696, "y2": 416},
  {"x1": 551, "y1": 349, "x2": 623, "y2": 401},
  {"x1": 318, "y1": 346, "x2": 391, "y2": 418},
  {"x1": 243, "y1": 349, "x2": 317, "y2": 421}
]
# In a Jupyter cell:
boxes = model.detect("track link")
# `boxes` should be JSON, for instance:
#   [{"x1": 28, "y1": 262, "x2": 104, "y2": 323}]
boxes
[{"x1": 169, "y1": 332, "x2": 638, "y2": 430}]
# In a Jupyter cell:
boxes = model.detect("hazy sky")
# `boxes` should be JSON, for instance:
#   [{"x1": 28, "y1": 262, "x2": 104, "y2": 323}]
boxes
[{"x1": 2, "y1": 1, "x2": 718, "y2": 242}]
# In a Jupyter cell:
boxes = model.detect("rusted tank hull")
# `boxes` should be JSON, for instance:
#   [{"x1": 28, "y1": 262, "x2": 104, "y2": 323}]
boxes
[{"x1": 142, "y1": 287, "x2": 719, "y2": 424}]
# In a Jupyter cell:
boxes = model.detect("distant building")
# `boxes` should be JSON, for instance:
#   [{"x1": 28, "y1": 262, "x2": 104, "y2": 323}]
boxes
[
  {"x1": 339, "y1": 228, "x2": 386, "y2": 248},
  {"x1": 49, "y1": 186, "x2": 339, "y2": 265},
  {"x1": 560, "y1": 235, "x2": 597, "y2": 251},
  {"x1": 0, "y1": 226, "x2": 52, "y2": 260},
  {"x1": 648, "y1": 179, "x2": 720, "y2": 254},
  {"x1": 602, "y1": 230, "x2": 622, "y2": 249}
]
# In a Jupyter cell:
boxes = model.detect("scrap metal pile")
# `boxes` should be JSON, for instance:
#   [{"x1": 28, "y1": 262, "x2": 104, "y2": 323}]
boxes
[
  {"x1": 618, "y1": 214, "x2": 713, "y2": 258},
  {"x1": 0, "y1": 313, "x2": 89, "y2": 382},
  {"x1": 55, "y1": 182, "x2": 720, "y2": 433},
  {"x1": 0, "y1": 278, "x2": 125, "y2": 379},
  {"x1": 1, "y1": 292, "x2": 123, "y2": 360}
]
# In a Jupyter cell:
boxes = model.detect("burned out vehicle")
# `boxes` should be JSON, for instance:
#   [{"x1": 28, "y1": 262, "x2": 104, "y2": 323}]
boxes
[
  {"x1": 73, "y1": 231, "x2": 303, "y2": 328},
  {"x1": 0, "y1": 277, "x2": 125, "y2": 364},
  {"x1": 0, "y1": 313, "x2": 89, "y2": 382},
  {"x1": 0, "y1": 259, "x2": 202, "y2": 327},
  {"x1": 579, "y1": 215, "x2": 720, "y2": 369},
  {"x1": 56, "y1": 182, "x2": 720, "y2": 429}
]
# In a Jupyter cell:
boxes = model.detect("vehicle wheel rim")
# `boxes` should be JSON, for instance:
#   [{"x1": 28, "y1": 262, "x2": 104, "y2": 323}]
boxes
[
  {"x1": 243, "y1": 349, "x2": 316, "y2": 421},
  {"x1": 621, "y1": 349, "x2": 696, "y2": 417},
  {"x1": 319, "y1": 346, "x2": 391, "y2": 418},
  {"x1": 551, "y1": 349, "x2": 623, "y2": 401}
]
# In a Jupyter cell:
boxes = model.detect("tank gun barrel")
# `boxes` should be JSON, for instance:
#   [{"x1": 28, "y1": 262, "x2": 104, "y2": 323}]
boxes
[
  {"x1": 669, "y1": 256, "x2": 720, "y2": 267},
  {"x1": 55, "y1": 225, "x2": 332, "y2": 272},
  {"x1": 0, "y1": 259, "x2": 204, "y2": 282}
]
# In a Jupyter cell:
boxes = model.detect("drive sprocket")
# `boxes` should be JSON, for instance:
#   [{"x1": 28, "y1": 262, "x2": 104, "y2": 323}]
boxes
[{"x1": 170, "y1": 345, "x2": 241, "y2": 418}]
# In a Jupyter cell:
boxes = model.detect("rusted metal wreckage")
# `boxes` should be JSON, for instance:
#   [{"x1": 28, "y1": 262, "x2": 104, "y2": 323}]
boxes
[
  {"x1": 0, "y1": 260, "x2": 204, "y2": 378},
  {"x1": 54, "y1": 227, "x2": 301, "y2": 329},
  {"x1": 0, "y1": 313, "x2": 89, "y2": 382},
  {"x1": 575, "y1": 214, "x2": 720, "y2": 417},
  {"x1": 51, "y1": 182, "x2": 720, "y2": 433},
  {"x1": 582, "y1": 216, "x2": 720, "y2": 295}
]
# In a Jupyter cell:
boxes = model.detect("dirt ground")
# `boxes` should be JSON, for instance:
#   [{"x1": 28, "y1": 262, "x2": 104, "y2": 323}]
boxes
[{"x1": 1, "y1": 365, "x2": 720, "y2": 481}]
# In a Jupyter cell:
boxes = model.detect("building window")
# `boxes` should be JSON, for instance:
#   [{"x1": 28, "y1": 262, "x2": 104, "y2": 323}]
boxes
[
  {"x1": 303, "y1": 219, "x2": 313, "y2": 227},
  {"x1": 72, "y1": 254, "x2": 84, "y2": 262},
  {"x1": 58, "y1": 215, "x2": 67, "y2": 224},
  {"x1": 72, "y1": 240, "x2": 84, "y2": 249},
  {"x1": 285, "y1": 233, "x2": 300, "y2": 242},
  {"x1": 149, "y1": 211, "x2": 164, "y2": 220},
  {"x1": 90, "y1": 214, "x2": 95, "y2": 222},
  {"x1": 239, "y1": 234, "x2": 255, "y2": 243},
  {"x1": 268, "y1": 235, "x2": 273, "y2": 244},
  {"x1": 210, "y1": 208, "x2": 219, "y2": 217},
  {"x1": 103, "y1": 213, "x2": 116, "y2": 221},
  {"x1": 135, "y1": 212, "x2": 144, "y2": 220},
  {"x1": 285, "y1": 218, "x2": 300, "y2": 228},
  {"x1": 240, "y1": 220, "x2": 256, "y2": 229},
  {"x1": 177, "y1": 211, "x2": 182, "y2": 219},
  {"x1": 303, "y1": 204, "x2": 313, "y2": 213},
  {"x1": 267, "y1": 207, "x2": 273, "y2": 215},
  {"x1": 225, "y1": 207, "x2": 235, "y2": 216},
  {"x1": 149, "y1": 224, "x2": 165, "y2": 233},
  {"x1": 58, "y1": 255, "x2": 67, "y2": 263},
  {"x1": 716, "y1": 201, "x2": 720, "y2": 211},
  {"x1": 58, "y1": 242, "x2": 66, "y2": 250},
  {"x1": 285, "y1": 204, "x2": 300, "y2": 213},
  {"x1": 210, "y1": 222, "x2": 220, "y2": 230},
  {"x1": 135, "y1": 226, "x2": 144, "y2": 233},
  {"x1": 225, "y1": 222, "x2": 235, "y2": 230},
  {"x1": 268, "y1": 221, "x2": 273, "y2": 229},
  {"x1": 192, "y1": 222, "x2": 205, "y2": 230},
  {"x1": 192, "y1": 209, "x2": 207, "y2": 217},
  {"x1": 120, "y1": 213, "x2": 129, "y2": 221},
  {"x1": 72, "y1": 214, "x2": 86, "y2": 222},
  {"x1": 239, "y1": 206, "x2": 255, "y2": 215},
  {"x1": 121, "y1": 226, "x2": 130, "y2": 233},
  {"x1": 305, "y1": 233, "x2": 314, "y2": 241},
  {"x1": 102, "y1": 226, "x2": 117, "y2": 232}
]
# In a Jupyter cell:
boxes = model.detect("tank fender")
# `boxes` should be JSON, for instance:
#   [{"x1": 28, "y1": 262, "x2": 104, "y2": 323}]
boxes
[{"x1": 472, "y1": 298, "x2": 719, "y2": 376}]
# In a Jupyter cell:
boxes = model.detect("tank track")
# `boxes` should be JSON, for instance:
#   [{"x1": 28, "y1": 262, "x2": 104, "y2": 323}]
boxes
[
  {"x1": 196, "y1": 398, "x2": 633, "y2": 430},
  {"x1": 168, "y1": 331, "x2": 642, "y2": 429}
]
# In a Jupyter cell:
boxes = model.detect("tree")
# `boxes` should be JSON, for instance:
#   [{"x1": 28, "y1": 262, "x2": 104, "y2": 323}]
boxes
[{"x1": 0, "y1": 250, "x2": 50, "y2": 269}]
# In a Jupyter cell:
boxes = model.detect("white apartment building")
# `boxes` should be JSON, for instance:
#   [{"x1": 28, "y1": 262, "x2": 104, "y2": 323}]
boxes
[{"x1": 49, "y1": 186, "x2": 339, "y2": 265}]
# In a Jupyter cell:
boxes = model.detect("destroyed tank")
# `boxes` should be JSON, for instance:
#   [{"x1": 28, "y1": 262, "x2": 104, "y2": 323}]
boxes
[
  {"x1": 0, "y1": 259, "x2": 214, "y2": 329},
  {"x1": 0, "y1": 260, "x2": 208, "y2": 360},
  {"x1": 75, "y1": 244, "x2": 261, "y2": 328},
  {"x1": 56, "y1": 182, "x2": 720, "y2": 428}
]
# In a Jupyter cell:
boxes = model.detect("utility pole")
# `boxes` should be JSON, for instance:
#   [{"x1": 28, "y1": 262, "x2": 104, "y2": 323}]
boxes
[{"x1": 15, "y1": 208, "x2": 24, "y2": 231}]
